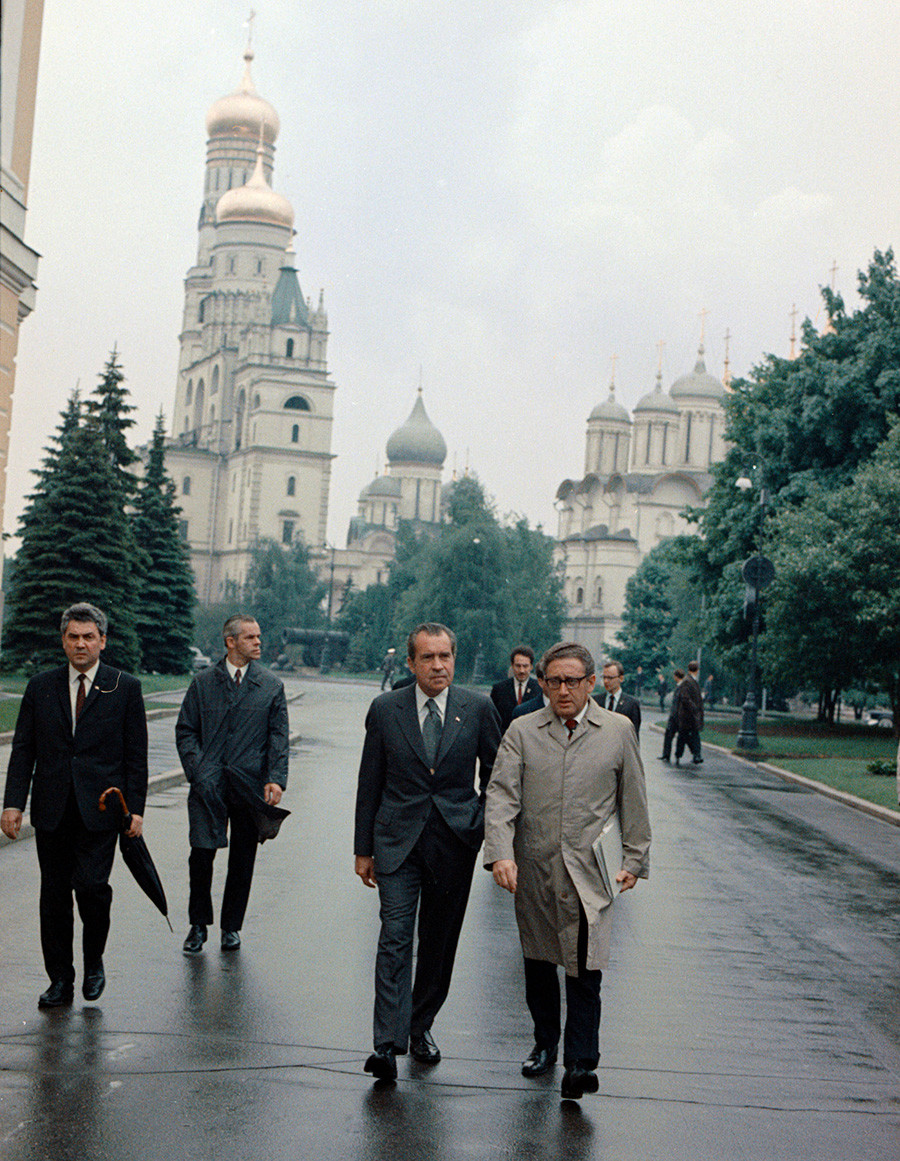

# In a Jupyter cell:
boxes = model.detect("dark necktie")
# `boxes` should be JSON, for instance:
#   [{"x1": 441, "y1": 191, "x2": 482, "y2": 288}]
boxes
[
  {"x1": 565, "y1": 717, "x2": 578, "y2": 738},
  {"x1": 422, "y1": 698, "x2": 442, "y2": 766},
  {"x1": 234, "y1": 669, "x2": 242, "y2": 688},
  {"x1": 608, "y1": 695, "x2": 615, "y2": 711},
  {"x1": 75, "y1": 673, "x2": 87, "y2": 722},
  {"x1": 516, "y1": 682, "x2": 523, "y2": 705}
]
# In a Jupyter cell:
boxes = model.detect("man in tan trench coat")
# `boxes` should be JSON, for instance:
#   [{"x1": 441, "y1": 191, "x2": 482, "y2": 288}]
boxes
[{"x1": 484, "y1": 641, "x2": 651, "y2": 1100}]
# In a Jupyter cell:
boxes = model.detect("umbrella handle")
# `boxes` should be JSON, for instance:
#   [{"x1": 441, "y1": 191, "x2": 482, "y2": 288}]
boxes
[{"x1": 98, "y1": 786, "x2": 132, "y2": 830}]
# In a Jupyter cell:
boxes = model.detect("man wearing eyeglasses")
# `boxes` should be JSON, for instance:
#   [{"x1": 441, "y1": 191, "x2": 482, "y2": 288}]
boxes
[{"x1": 484, "y1": 641, "x2": 651, "y2": 1101}]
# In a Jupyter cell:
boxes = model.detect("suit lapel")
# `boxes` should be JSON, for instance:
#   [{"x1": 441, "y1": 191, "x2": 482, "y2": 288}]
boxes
[
  {"x1": 433, "y1": 687, "x2": 463, "y2": 768},
  {"x1": 395, "y1": 684, "x2": 430, "y2": 769},
  {"x1": 55, "y1": 666, "x2": 73, "y2": 732}
]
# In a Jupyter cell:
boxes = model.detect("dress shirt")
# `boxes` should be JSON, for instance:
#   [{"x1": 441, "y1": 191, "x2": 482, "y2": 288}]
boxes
[
  {"x1": 605, "y1": 691, "x2": 620, "y2": 712},
  {"x1": 225, "y1": 659, "x2": 248, "y2": 683},
  {"x1": 557, "y1": 701, "x2": 590, "y2": 730},
  {"x1": 416, "y1": 685, "x2": 448, "y2": 729},
  {"x1": 69, "y1": 661, "x2": 100, "y2": 733}
]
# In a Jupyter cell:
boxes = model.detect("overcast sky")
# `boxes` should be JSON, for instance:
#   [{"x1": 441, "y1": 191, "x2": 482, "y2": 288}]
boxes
[{"x1": 9, "y1": 0, "x2": 900, "y2": 549}]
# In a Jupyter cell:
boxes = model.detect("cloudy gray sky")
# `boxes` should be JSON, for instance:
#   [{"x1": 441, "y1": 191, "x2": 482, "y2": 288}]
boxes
[{"x1": 9, "y1": 0, "x2": 900, "y2": 547}]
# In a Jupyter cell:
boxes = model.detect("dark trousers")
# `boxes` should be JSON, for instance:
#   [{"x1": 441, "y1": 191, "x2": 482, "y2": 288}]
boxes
[
  {"x1": 188, "y1": 804, "x2": 258, "y2": 931},
  {"x1": 35, "y1": 789, "x2": 117, "y2": 983},
  {"x1": 523, "y1": 907, "x2": 602, "y2": 1069},
  {"x1": 373, "y1": 808, "x2": 477, "y2": 1051},
  {"x1": 661, "y1": 714, "x2": 678, "y2": 759},
  {"x1": 675, "y1": 727, "x2": 702, "y2": 761}
]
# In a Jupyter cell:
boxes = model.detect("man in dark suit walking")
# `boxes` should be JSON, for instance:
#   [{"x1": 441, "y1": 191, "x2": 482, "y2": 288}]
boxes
[
  {"x1": 1, "y1": 602, "x2": 148, "y2": 1008},
  {"x1": 177, "y1": 614, "x2": 289, "y2": 955},
  {"x1": 594, "y1": 660, "x2": 642, "y2": 736},
  {"x1": 354, "y1": 622, "x2": 501, "y2": 1081},
  {"x1": 490, "y1": 646, "x2": 541, "y2": 733}
]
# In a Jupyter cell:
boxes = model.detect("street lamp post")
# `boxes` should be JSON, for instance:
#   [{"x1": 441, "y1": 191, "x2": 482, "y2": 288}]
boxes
[
  {"x1": 320, "y1": 542, "x2": 337, "y2": 674},
  {"x1": 734, "y1": 469, "x2": 774, "y2": 751}
]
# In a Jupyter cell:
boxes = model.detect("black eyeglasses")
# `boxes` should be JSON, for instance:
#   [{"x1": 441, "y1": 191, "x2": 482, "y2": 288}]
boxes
[{"x1": 545, "y1": 675, "x2": 589, "y2": 690}]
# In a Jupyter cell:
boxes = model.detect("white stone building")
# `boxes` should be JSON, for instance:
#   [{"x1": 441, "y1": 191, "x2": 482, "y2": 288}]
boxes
[
  {"x1": 555, "y1": 346, "x2": 728, "y2": 660},
  {"x1": 163, "y1": 44, "x2": 335, "y2": 603}
]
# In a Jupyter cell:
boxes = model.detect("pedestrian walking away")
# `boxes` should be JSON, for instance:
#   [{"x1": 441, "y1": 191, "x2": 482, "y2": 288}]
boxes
[
  {"x1": 484, "y1": 641, "x2": 651, "y2": 1101},
  {"x1": 1, "y1": 602, "x2": 148, "y2": 1008},
  {"x1": 659, "y1": 668, "x2": 685, "y2": 763},
  {"x1": 354, "y1": 622, "x2": 501, "y2": 1082},
  {"x1": 176, "y1": 613, "x2": 289, "y2": 955},
  {"x1": 676, "y1": 660, "x2": 704, "y2": 765}
]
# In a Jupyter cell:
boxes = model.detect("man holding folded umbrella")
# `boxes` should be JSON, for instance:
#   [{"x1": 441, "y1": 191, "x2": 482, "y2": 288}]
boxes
[
  {"x1": 1, "y1": 602, "x2": 148, "y2": 1008},
  {"x1": 176, "y1": 613, "x2": 289, "y2": 955}
]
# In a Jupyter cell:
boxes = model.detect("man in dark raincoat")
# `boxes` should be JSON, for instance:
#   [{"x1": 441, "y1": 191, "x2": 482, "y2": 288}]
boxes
[{"x1": 176, "y1": 614, "x2": 289, "y2": 954}]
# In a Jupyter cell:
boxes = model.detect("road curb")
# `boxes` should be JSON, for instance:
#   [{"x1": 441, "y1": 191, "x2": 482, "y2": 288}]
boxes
[
  {"x1": 0, "y1": 731, "x2": 304, "y2": 849},
  {"x1": 650, "y1": 723, "x2": 900, "y2": 828}
]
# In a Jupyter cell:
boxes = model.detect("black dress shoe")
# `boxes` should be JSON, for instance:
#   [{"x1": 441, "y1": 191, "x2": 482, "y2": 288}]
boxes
[
  {"x1": 364, "y1": 1046, "x2": 397, "y2": 1081},
  {"x1": 38, "y1": 979, "x2": 74, "y2": 1009},
  {"x1": 560, "y1": 1066, "x2": 600, "y2": 1100},
  {"x1": 522, "y1": 1045, "x2": 557, "y2": 1077},
  {"x1": 410, "y1": 1029, "x2": 441, "y2": 1064},
  {"x1": 182, "y1": 924, "x2": 208, "y2": 955},
  {"x1": 221, "y1": 930, "x2": 241, "y2": 951},
  {"x1": 657, "y1": 755, "x2": 670, "y2": 762},
  {"x1": 692, "y1": 756, "x2": 704, "y2": 764},
  {"x1": 82, "y1": 961, "x2": 105, "y2": 1001}
]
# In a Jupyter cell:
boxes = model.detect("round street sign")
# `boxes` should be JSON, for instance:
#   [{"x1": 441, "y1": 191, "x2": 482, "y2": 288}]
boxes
[{"x1": 742, "y1": 555, "x2": 775, "y2": 590}]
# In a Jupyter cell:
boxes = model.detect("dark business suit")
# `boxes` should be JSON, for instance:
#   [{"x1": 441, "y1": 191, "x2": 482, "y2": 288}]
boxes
[
  {"x1": 511, "y1": 692, "x2": 546, "y2": 721},
  {"x1": 354, "y1": 682, "x2": 501, "y2": 1050},
  {"x1": 593, "y1": 690, "x2": 642, "y2": 736},
  {"x1": 3, "y1": 663, "x2": 148, "y2": 983},
  {"x1": 491, "y1": 675, "x2": 542, "y2": 733},
  {"x1": 176, "y1": 658, "x2": 289, "y2": 931}
]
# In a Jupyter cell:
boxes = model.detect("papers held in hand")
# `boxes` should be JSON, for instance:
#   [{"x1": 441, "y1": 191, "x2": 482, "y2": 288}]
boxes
[{"x1": 591, "y1": 814, "x2": 622, "y2": 899}]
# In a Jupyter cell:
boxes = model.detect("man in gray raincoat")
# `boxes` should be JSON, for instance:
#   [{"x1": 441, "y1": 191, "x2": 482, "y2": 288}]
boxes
[
  {"x1": 176, "y1": 614, "x2": 289, "y2": 954},
  {"x1": 484, "y1": 641, "x2": 650, "y2": 1100}
]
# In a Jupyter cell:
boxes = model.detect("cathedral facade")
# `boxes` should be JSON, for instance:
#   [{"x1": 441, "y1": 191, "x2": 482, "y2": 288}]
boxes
[
  {"x1": 163, "y1": 44, "x2": 335, "y2": 603},
  {"x1": 555, "y1": 348, "x2": 728, "y2": 660}
]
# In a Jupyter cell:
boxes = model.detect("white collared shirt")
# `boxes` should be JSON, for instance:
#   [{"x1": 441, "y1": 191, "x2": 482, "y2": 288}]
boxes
[
  {"x1": 416, "y1": 684, "x2": 448, "y2": 729},
  {"x1": 605, "y1": 690, "x2": 620, "y2": 711},
  {"x1": 225, "y1": 659, "x2": 248, "y2": 683},
  {"x1": 557, "y1": 701, "x2": 590, "y2": 730},
  {"x1": 69, "y1": 661, "x2": 100, "y2": 733}
]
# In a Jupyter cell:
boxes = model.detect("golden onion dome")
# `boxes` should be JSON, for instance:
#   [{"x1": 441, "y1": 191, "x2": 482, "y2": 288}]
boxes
[
  {"x1": 216, "y1": 147, "x2": 294, "y2": 229},
  {"x1": 205, "y1": 48, "x2": 280, "y2": 143}
]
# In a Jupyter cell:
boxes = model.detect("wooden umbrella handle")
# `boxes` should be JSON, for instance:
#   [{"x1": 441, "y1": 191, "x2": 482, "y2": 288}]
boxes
[{"x1": 98, "y1": 786, "x2": 129, "y2": 817}]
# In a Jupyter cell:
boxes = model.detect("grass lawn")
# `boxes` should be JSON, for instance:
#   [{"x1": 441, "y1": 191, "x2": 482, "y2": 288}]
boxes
[
  {"x1": 703, "y1": 716, "x2": 899, "y2": 812},
  {"x1": 0, "y1": 672, "x2": 191, "y2": 732}
]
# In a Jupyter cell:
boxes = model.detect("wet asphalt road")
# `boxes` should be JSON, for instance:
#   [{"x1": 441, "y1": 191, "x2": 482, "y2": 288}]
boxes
[{"x1": 0, "y1": 678, "x2": 898, "y2": 1161}]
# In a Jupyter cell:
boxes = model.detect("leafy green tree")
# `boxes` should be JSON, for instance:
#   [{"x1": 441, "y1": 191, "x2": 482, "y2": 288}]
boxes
[
  {"x1": 89, "y1": 347, "x2": 138, "y2": 495},
  {"x1": 694, "y1": 249, "x2": 900, "y2": 698},
  {"x1": 242, "y1": 539, "x2": 327, "y2": 661},
  {"x1": 131, "y1": 413, "x2": 196, "y2": 672},
  {"x1": 765, "y1": 421, "x2": 900, "y2": 729},
  {"x1": 4, "y1": 406, "x2": 141, "y2": 671},
  {"x1": 338, "y1": 582, "x2": 393, "y2": 671},
  {"x1": 391, "y1": 476, "x2": 565, "y2": 678}
]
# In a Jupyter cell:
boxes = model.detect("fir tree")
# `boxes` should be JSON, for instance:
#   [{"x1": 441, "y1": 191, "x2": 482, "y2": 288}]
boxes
[
  {"x1": 4, "y1": 409, "x2": 142, "y2": 672},
  {"x1": 131, "y1": 413, "x2": 196, "y2": 672},
  {"x1": 89, "y1": 347, "x2": 138, "y2": 495}
]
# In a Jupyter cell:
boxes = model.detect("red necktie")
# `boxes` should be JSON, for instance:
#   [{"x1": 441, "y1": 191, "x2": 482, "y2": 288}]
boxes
[
  {"x1": 517, "y1": 682, "x2": 523, "y2": 705},
  {"x1": 75, "y1": 673, "x2": 87, "y2": 721},
  {"x1": 234, "y1": 669, "x2": 242, "y2": 688},
  {"x1": 565, "y1": 717, "x2": 578, "y2": 737}
]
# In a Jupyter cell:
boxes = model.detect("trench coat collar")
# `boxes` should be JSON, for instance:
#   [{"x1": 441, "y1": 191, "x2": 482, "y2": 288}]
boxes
[{"x1": 538, "y1": 696, "x2": 605, "y2": 748}]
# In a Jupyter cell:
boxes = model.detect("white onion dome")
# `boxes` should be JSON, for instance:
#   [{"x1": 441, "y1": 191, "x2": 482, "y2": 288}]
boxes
[
  {"x1": 206, "y1": 48, "x2": 280, "y2": 143},
  {"x1": 589, "y1": 384, "x2": 630, "y2": 423},
  {"x1": 216, "y1": 146, "x2": 294, "y2": 228},
  {"x1": 365, "y1": 475, "x2": 402, "y2": 498},
  {"x1": 670, "y1": 344, "x2": 725, "y2": 400},
  {"x1": 635, "y1": 370, "x2": 680, "y2": 413},
  {"x1": 386, "y1": 391, "x2": 447, "y2": 466}
]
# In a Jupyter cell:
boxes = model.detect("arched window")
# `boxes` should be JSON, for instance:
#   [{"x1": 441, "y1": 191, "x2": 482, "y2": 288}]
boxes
[
  {"x1": 211, "y1": 365, "x2": 219, "y2": 395},
  {"x1": 185, "y1": 379, "x2": 193, "y2": 406},
  {"x1": 596, "y1": 582, "x2": 603, "y2": 606},
  {"x1": 193, "y1": 380, "x2": 205, "y2": 431},
  {"x1": 284, "y1": 395, "x2": 311, "y2": 411},
  {"x1": 291, "y1": 425, "x2": 299, "y2": 443},
  {"x1": 182, "y1": 477, "x2": 191, "y2": 496},
  {"x1": 287, "y1": 476, "x2": 296, "y2": 497},
  {"x1": 282, "y1": 520, "x2": 295, "y2": 545},
  {"x1": 256, "y1": 258, "x2": 264, "y2": 275},
  {"x1": 575, "y1": 587, "x2": 584, "y2": 604},
  {"x1": 286, "y1": 338, "x2": 294, "y2": 358},
  {"x1": 234, "y1": 389, "x2": 245, "y2": 451},
  {"x1": 252, "y1": 394, "x2": 260, "y2": 410}
]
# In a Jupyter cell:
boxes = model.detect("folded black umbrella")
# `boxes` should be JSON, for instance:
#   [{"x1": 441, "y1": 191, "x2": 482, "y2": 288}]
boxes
[
  {"x1": 225, "y1": 780, "x2": 291, "y2": 843},
  {"x1": 99, "y1": 788, "x2": 173, "y2": 931}
]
